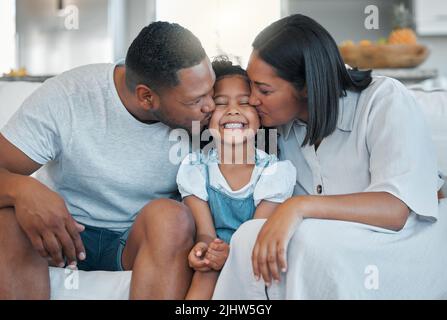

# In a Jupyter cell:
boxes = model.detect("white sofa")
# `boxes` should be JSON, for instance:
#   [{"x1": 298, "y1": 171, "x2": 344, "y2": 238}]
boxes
[{"x1": 1, "y1": 80, "x2": 447, "y2": 299}]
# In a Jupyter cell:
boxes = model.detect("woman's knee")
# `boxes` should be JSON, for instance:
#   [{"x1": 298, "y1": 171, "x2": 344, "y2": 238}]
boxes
[
  {"x1": 229, "y1": 219, "x2": 266, "y2": 254},
  {"x1": 289, "y1": 219, "x2": 342, "y2": 257}
]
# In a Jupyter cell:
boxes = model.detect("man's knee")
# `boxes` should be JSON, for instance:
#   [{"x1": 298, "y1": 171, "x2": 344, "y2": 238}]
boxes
[
  {"x1": 137, "y1": 199, "x2": 195, "y2": 247},
  {"x1": 0, "y1": 207, "x2": 18, "y2": 228},
  {"x1": 0, "y1": 207, "x2": 47, "y2": 268},
  {"x1": 0, "y1": 207, "x2": 32, "y2": 254}
]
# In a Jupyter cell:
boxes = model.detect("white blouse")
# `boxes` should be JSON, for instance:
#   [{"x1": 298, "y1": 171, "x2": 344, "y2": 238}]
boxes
[
  {"x1": 277, "y1": 76, "x2": 443, "y2": 221},
  {"x1": 176, "y1": 148, "x2": 297, "y2": 206}
]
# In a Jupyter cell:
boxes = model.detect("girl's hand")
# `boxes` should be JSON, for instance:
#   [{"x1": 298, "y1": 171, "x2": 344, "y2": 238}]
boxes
[
  {"x1": 251, "y1": 199, "x2": 303, "y2": 286},
  {"x1": 188, "y1": 241, "x2": 211, "y2": 272},
  {"x1": 204, "y1": 238, "x2": 229, "y2": 271}
]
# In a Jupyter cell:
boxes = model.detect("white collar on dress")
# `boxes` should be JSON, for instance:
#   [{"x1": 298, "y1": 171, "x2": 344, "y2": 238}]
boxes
[{"x1": 201, "y1": 147, "x2": 276, "y2": 166}]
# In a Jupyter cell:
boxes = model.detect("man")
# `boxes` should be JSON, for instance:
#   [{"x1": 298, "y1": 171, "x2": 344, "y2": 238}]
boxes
[{"x1": 0, "y1": 21, "x2": 216, "y2": 299}]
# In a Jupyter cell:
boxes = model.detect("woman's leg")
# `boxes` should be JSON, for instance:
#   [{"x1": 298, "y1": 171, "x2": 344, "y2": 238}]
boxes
[{"x1": 217, "y1": 208, "x2": 447, "y2": 299}]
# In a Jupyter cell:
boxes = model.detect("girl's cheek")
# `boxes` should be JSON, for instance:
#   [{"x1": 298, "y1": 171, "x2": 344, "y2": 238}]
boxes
[{"x1": 208, "y1": 112, "x2": 222, "y2": 130}]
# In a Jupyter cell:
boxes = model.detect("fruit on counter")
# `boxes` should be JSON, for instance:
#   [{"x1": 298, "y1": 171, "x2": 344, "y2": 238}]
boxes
[
  {"x1": 388, "y1": 28, "x2": 417, "y2": 45},
  {"x1": 3, "y1": 67, "x2": 28, "y2": 77},
  {"x1": 340, "y1": 40, "x2": 355, "y2": 47},
  {"x1": 359, "y1": 39, "x2": 372, "y2": 46},
  {"x1": 339, "y1": 3, "x2": 418, "y2": 48},
  {"x1": 388, "y1": 3, "x2": 417, "y2": 45},
  {"x1": 337, "y1": 4, "x2": 427, "y2": 69},
  {"x1": 376, "y1": 37, "x2": 387, "y2": 45}
]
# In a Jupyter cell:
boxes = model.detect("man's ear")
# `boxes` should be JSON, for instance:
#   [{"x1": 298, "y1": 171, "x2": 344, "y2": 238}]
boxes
[{"x1": 135, "y1": 84, "x2": 159, "y2": 111}]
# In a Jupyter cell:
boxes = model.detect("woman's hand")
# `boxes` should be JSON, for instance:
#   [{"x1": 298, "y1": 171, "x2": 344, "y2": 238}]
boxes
[
  {"x1": 188, "y1": 241, "x2": 211, "y2": 272},
  {"x1": 251, "y1": 198, "x2": 304, "y2": 286},
  {"x1": 204, "y1": 238, "x2": 229, "y2": 271}
]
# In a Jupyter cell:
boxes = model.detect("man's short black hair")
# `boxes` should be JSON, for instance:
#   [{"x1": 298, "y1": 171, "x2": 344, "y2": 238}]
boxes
[{"x1": 125, "y1": 21, "x2": 206, "y2": 92}]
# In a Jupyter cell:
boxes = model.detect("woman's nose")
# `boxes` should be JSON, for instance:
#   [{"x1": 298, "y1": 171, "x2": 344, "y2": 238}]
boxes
[{"x1": 249, "y1": 93, "x2": 261, "y2": 106}]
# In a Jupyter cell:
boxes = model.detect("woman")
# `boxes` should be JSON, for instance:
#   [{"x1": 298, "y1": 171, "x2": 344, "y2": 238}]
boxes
[{"x1": 213, "y1": 14, "x2": 447, "y2": 299}]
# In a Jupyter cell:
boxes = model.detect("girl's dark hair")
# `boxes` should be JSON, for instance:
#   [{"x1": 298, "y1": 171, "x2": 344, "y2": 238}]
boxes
[
  {"x1": 253, "y1": 14, "x2": 372, "y2": 146},
  {"x1": 211, "y1": 55, "x2": 249, "y2": 81}
]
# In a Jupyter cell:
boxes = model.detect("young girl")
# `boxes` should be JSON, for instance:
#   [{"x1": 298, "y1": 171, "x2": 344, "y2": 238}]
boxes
[{"x1": 176, "y1": 57, "x2": 297, "y2": 300}]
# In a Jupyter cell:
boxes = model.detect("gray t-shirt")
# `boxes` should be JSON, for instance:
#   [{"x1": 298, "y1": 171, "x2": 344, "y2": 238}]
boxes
[{"x1": 1, "y1": 63, "x2": 186, "y2": 231}]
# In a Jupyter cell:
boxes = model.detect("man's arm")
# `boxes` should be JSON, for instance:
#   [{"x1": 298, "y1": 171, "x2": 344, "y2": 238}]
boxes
[
  {"x1": 0, "y1": 134, "x2": 85, "y2": 266},
  {"x1": 0, "y1": 134, "x2": 42, "y2": 207}
]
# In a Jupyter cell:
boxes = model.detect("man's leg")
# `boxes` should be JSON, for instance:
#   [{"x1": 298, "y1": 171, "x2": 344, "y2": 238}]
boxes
[
  {"x1": 0, "y1": 207, "x2": 50, "y2": 299},
  {"x1": 122, "y1": 199, "x2": 195, "y2": 299}
]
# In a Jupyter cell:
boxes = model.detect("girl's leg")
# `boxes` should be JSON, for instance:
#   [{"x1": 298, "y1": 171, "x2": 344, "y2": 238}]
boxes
[{"x1": 185, "y1": 270, "x2": 219, "y2": 300}]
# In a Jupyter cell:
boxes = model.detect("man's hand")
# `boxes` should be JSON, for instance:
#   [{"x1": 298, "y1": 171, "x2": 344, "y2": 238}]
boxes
[
  {"x1": 204, "y1": 238, "x2": 229, "y2": 271},
  {"x1": 13, "y1": 176, "x2": 86, "y2": 267}
]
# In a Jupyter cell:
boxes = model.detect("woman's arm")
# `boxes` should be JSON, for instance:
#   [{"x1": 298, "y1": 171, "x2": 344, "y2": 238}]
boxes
[
  {"x1": 253, "y1": 200, "x2": 280, "y2": 219},
  {"x1": 251, "y1": 191, "x2": 409, "y2": 286},
  {"x1": 288, "y1": 191, "x2": 410, "y2": 231}
]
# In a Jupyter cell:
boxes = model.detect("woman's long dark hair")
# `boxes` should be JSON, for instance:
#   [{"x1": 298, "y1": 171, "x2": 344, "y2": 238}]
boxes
[{"x1": 253, "y1": 14, "x2": 372, "y2": 146}]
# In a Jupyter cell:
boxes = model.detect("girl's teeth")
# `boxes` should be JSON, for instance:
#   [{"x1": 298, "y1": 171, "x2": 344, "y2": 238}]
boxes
[{"x1": 224, "y1": 123, "x2": 244, "y2": 129}]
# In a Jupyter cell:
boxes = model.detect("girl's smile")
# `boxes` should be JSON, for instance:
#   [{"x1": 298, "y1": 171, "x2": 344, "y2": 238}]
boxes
[{"x1": 209, "y1": 75, "x2": 260, "y2": 146}]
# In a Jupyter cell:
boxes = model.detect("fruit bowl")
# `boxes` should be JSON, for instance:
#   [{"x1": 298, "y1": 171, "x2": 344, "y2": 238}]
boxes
[{"x1": 339, "y1": 43, "x2": 429, "y2": 69}]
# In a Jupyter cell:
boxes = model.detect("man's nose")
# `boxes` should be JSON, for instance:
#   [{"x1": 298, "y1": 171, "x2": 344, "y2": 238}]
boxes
[{"x1": 201, "y1": 96, "x2": 215, "y2": 114}]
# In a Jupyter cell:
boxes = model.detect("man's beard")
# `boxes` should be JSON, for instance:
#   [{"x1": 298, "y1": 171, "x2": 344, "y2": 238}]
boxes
[
  {"x1": 151, "y1": 108, "x2": 207, "y2": 134},
  {"x1": 151, "y1": 108, "x2": 189, "y2": 132}
]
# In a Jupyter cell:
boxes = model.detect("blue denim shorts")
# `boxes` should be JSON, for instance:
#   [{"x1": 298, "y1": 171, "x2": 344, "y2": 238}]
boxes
[{"x1": 76, "y1": 225, "x2": 131, "y2": 272}]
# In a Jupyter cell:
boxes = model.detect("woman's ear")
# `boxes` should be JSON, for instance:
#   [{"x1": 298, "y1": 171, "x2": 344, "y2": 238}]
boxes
[
  {"x1": 135, "y1": 84, "x2": 159, "y2": 111},
  {"x1": 300, "y1": 87, "x2": 308, "y2": 99}
]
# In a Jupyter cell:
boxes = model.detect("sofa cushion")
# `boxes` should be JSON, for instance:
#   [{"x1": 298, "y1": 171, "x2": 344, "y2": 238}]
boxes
[
  {"x1": 49, "y1": 267, "x2": 131, "y2": 300},
  {"x1": 1, "y1": 80, "x2": 447, "y2": 300}
]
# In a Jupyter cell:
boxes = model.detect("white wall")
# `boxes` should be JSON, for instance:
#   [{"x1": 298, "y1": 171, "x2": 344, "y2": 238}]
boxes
[
  {"x1": 417, "y1": 37, "x2": 447, "y2": 76},
  {"x1": 15, "y1": 0, "x2": 156, "y2": 75},
  {"x1": 0, "y1": 0, "x2": 16, "y2": 74},
  {"x1": 16, "y1": 0, "x2": 112, "y2": 75},
  {"x1": 156, "y1": 0, "x2": 281, "y2": 67},
  {"x1": 125, "y1": 0, "x2": 156, "y2": 52}
]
